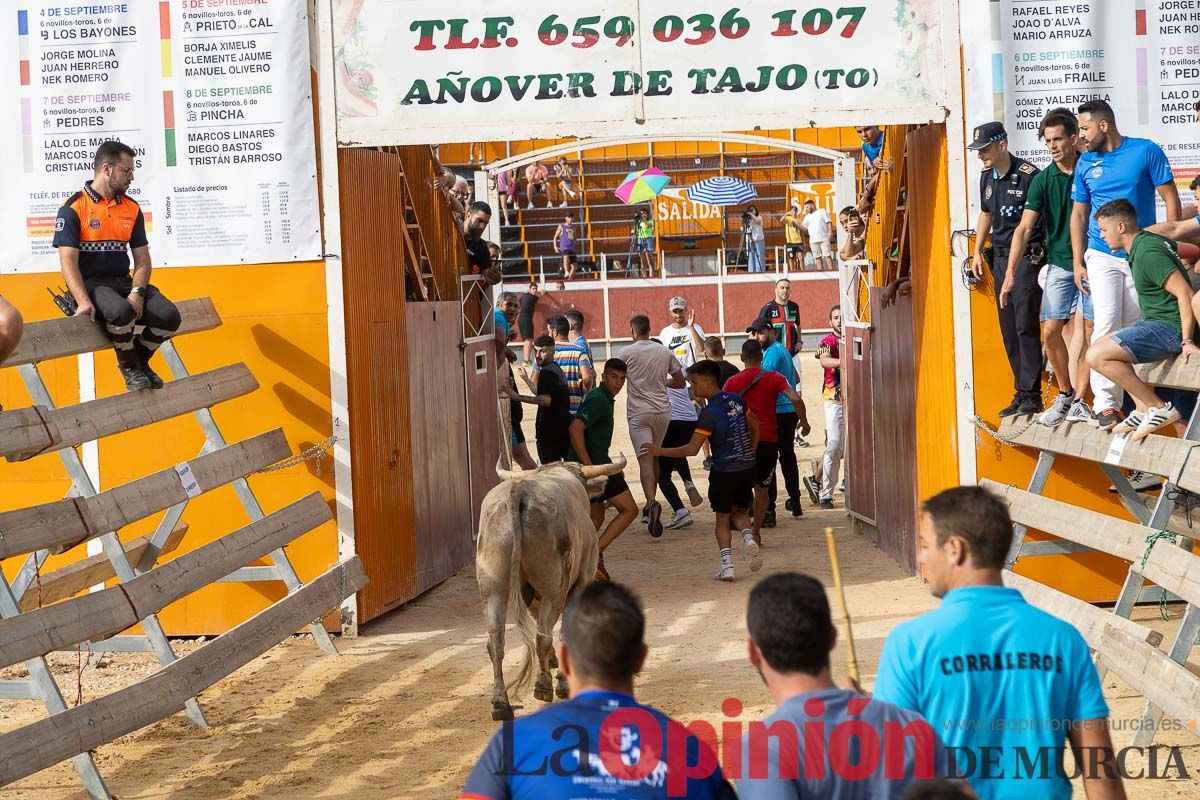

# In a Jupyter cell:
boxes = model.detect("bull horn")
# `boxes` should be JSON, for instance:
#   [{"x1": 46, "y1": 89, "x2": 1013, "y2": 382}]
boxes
[
  {"x1": 496, "y1": 458, "x2": 537, "y2": 481},
  {"x1": 580, "y1": 453, "x2": 627, "y2": 479}
]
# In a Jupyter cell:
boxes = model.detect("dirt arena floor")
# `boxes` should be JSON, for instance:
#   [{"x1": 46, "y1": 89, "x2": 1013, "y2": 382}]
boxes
[{"x1": 3, "y1": 359, "x2": 1199, "y2": 797}]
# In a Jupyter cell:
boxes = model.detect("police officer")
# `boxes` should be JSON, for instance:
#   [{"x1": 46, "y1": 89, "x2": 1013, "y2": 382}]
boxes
[
  {"x1": 969, "y1": 122, "x2": 1046, "y2": 417},
  {"x1": 54, "y1": 141, "x2": 181, "y2": 391}
]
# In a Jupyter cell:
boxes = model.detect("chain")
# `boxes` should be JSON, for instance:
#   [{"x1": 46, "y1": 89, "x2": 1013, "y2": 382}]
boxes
[
  {"x1": 1140, "y1": 529, "x2": 1180, "y2": 621},
  {"x1": 971, "y1": 374, "x2": 1059, "y2": 449},
  {"x1": 309, "y1": 561, "x2": 349, "y2": 629},
  {"x1": 254, "y1": 434, "x2": 337, "y2": 476}
]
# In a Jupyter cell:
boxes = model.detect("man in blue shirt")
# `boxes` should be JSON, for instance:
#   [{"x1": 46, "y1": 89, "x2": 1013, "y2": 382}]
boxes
[
  {"x1": 460, "y1": 581, "x2": 736, "y2": 800},
  {"x1": 737, "y1": 572, "x2": 951, "y2": 799},
  {"x1": 855, "y1": 126, "x2": 887, "y2": 176},
  {"x1": 1070, "y1": 99, "x2": 1181, "y2": 429},
  {"x1": 872, "y1": 487, "x2": 1124, "y2": 800},
  {"x1": 748, "y1": 317, "x2": 804, "y2": 524},
  {"x1": 643, "y1": 360, "x2": 762, "y2": 581}
]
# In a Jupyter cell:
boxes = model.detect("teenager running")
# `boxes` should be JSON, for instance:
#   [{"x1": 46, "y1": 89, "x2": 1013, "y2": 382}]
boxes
[{"x1": 509, "y1": 335, "x2": 573, "y2": 463}]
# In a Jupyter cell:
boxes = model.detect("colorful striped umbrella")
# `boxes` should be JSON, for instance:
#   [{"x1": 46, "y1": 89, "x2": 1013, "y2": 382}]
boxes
[
  {"x1": 686, "y1": 176, "x2": 757, "y2": 206},
  {"x1": 614, "y1": 168, "x2": 671, "y2": 205}
]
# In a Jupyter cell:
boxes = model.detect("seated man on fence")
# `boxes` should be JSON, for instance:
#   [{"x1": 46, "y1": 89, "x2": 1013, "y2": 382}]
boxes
[
  {"x1": 0, "y1": 296, "x2": 24, "y2": 365},
  {"x1": 53, "y1": 141, "x2": 181, "y2": 392},
  {"x1": 1086, "y1": 199, "x2": 1199, "y2": 440},
  {"x1": 460, "y1": 581, "x2": 736, "y2": 799}
]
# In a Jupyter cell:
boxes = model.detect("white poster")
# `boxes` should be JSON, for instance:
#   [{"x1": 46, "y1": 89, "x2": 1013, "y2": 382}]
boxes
[
  {"x1": 1, "y1": 0, "x2": 321, "y2": 274},
  {"x1": 962, "y1": 1, "x2": 1200, "y2": 214},
  {"x1": 334, "y1": 0, "x2": 953, "y2": 146}
]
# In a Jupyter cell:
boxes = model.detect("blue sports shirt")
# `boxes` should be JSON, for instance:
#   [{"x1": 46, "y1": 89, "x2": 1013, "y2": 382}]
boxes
[
  {"x1": 761, "y1": 341, "x2": 799, "y2": 414},
  {"x1": 1072, "y1": 136, "x2": 1174, "y2": 257},
  {"x1": 696, "y1": 391, "x2": 756, "y2": 472}
]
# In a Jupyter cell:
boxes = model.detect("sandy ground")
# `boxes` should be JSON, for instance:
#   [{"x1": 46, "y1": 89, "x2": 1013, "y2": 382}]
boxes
[{"x1": 3, "y1": 359, "x2": 1199, "y2": 798}]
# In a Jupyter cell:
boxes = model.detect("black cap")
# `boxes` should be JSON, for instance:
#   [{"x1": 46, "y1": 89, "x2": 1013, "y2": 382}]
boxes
[
  {"x1": 746, "y1": 317, "x2": 771, "y2": 333},
  {"x1": 967, "y1": 122, "x2": 1008, "y2": 150}
]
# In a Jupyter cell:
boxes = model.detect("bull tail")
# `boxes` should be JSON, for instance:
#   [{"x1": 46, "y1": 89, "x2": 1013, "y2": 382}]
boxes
[{"x1": 508, "y1": 492, "x2": 539, "y2": 699}]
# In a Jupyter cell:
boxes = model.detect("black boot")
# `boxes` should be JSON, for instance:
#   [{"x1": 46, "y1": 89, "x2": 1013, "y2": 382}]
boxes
[
  {"x1": 117, "y1": 349, "x2": 151, "y2": 392},
  {"x1": 997, "y1": 394, "x2": 1023, "y2": 418},
  {"x1": 136, "y1": 342, "x2": 164, "y2": 389}
]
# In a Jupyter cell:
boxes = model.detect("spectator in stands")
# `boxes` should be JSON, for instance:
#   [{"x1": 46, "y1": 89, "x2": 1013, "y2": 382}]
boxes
[
  {"x1": 486, "y1": 241, "x2": 502, "y2": 272},
  {"x1": 517, "y1": 282, "x2": 540, "y2": 364},
  {"x1": 555, "y1": 280, "x2": 567, "y2": 292},
  {"x1": 467, "y1": 142, "x2": 485, "y2": 164},
  {"x1": 621, "y1": 313, "x2": 686, "y2": 539},
  {"x1": 462, "y1": 202, "x2": 502, "y2": 286},
  {"x1": 1087, "y1": 199, "x2": 1197, "y2": 439},
  {"x1": 569, "y1": 362, "x2": 640, "y2": 580},
  {"x1": 495, "y1": 168, "x2": 518, "y2": 227},
  {"x1": 635, "y1": 209, "x2": 656, "y2": 277},
  {"x1": 759, "y1": 278, "x2": 802, "y2": 356},
  {"x1": 781, "y1": 201, "x2": 806, "y2": 272},
  {"x1": 1072, "y1": 99, "x2": 1181, "y2": 429},
  {"x1": 748, "y1": 317, "x2": 805, "y2": 524},
  {"x1": 839, "y1": 206, "x2": 869, "y2": 261},
  {"x1": 548, "y1": 314, "x2": 594, "y2": 413},
  {"x1": 725, "y1": 339, "x2": 808, "y2": 544},
  {"x1": 452, "y1": 175, "x2": 473, "y2": 210},
  {"x1": 802, "y1": 200, "x2": 835, "y2": 272},
  {"x1": 856, "y1": 126, "x2": 889, "y2": 175},
  {"x1": 658, "y1": 297, "x2": 707, "y2": 529},
  {"x1": 54, "y1": 141, "x2": 181, "y2": 392},
  {"x1": 525, "y1": 161, "x2": 550, "y2": 209},
  {"x1": 460, "y1": 581, "x2": 735, "y2": 798},
  {"x1": 0, "y1": 297, "x2": 24, "y2": 365},
  {"x1": 436, "y1": 165, "x2": 466, "y2": 219},
  {"x1": 745, "y1": 205, "x2": 767, "y2": 273},
  {"x1": 736, "y1": 572, "x2": 948, "y2": 799},
  {"x1": 703, "y1": 336, "x2": 739, "y2": 387},
  {"x1": 564, "y1": 309, "x2": 591, "y2": 361},
  {"x1": 554, "y1": 213, "x2": 579, "y2": 280},
  {"x1": 553, "y1": 156, "x2": 578, "y2": 207},
  {"x1": 499, "y1": 349, "x2": 537, "y2": 470},
  {"x1": 872, "y1": 486, "x2": 1124, "y2": 800},
  {"x1": 508, "y1": 335, "x2": 572, "y2": 464}
]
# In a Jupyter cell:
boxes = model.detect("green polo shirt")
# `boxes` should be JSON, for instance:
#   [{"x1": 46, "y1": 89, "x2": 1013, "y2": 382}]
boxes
[
  {"x1": 1127, "y1": 231, "x2": 1189, "y2": 332},
  {"x1": 568, "y1": 384, "x2": 615, "y2": 465},
  {"x1": 1024, "y1": 160, "x2": 1074, "y2": 270}
]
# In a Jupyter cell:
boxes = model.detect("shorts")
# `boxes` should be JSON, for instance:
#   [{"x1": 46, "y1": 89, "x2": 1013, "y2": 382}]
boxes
[
  {"x1": 1040, "y1": 265, "x2": 1094, "y2": 322},
  {"x1": 511, "y1": 425, "x2": 525, "y2": 446},
  {"x1": 786, "y1": 244, "x2": 803, "y2": 257},
  {"x1": 809, "y1": 240, "x2": 832, "y2": 258},
  {"x1": 537, "y1": 438, "x2": 570, "y2": 464},
  {"x1": 595, "y1": 470, "x2": 630, "y2": 503},
  {"x1": 560, "y1": 251, "x2": 578, "y2": 264},
  {"x1": 1111, "y1": 320, "x2": 1182, "y2": 364},
  {"x1": 629, "y1": 411, "x2": 670, "y2": 454},
  {"x1": 754, "y1": 442, "x2": 778, "y2": 486},
  {"x1": 636, "y1": 238, "x2": 655, "y2": 253},
  {"x1": 518, "y1": 316, "x2": 535, "y2": 340},
  {"x1": 708, "y1": 467, "x2": 755, "y2": 515}
]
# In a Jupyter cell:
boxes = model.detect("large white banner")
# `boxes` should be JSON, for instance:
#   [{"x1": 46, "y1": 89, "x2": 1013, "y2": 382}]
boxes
[
  {"x1": 962, "y1": 1, "x2": 1200, "y2": 214},
  {"x1": 1, "y1": 0, "x2": 321, "y2": 274},
  {"x1": 334, "y1": 0, "x2": 953, "y2": 146}
]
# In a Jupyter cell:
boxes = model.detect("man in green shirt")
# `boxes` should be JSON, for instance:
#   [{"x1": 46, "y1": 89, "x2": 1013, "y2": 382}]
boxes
[
  {"x1": 569, "y1": 358, "x2": 638, "y2": 580},
  {"x1": 1087, "y1": 198, "x2": 1199, "y2": 441},
  {"x1": 1005, "y1": 108, "x2": 1094, "y2": 426}
]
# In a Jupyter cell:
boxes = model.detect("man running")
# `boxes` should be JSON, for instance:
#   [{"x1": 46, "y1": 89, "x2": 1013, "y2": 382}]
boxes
[
  {"x1": 568, "y1": 359, "x2": 639, "y2": 580},
  {"x1": 621, "y1": 315, "x2": 686, "y2": 538},
  {"x1": 644, "y1": 360, "x2": 762, "y2": 581},
  {"x1": 1005, "y1": 109, "x2": 1094, "y2": 426},
  {"x1": 509, "y1": 335, "x2": 573, "y2": 463},
  {"x1": 1071, "y1": 99, "x2": 1180, "y2": 430},
  {"x1": 873, "y1": 486, "x2": 1124, "y2": 800},
  {"x1": 747, "y1": 317, "x2": 805, "y2": 524},
  {"x1": 758, "y1": 278, "x2": 802, "y2": 356},
  {"x1": 726, "y1": 339, "x2": 808, "y2": 544},
  {"x1": 547, "y1": 315, "x2": 593, "y2": 414},
  {"x1": 658, "y1": 297, "x2": 707, "y2": 526}
]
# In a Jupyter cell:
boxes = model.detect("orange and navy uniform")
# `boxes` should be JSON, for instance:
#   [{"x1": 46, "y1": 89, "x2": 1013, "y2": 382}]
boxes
[{"x1": 52, "y1": 180, "x2": 148, "y2": 279}]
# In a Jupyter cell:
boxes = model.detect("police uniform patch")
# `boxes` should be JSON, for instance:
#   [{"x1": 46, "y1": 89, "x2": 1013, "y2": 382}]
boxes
[
  {"x1": 985, "y1": 185, "x2": 993, "y2": 200},
  {"x1": 1018, "y1": 163, "x2": 1035, "y2": 175},
  {"x1": 54, "y1": 218, "x2": 65, "y2": 232},
  {"x1": 88, "y1": 218, "x2": 101, "y2": 230}
]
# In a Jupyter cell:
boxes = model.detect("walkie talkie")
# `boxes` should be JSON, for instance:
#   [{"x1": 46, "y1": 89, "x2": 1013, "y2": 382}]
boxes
[{"x1": 47, "y1": 286, "x2": 77, "y2": 317}]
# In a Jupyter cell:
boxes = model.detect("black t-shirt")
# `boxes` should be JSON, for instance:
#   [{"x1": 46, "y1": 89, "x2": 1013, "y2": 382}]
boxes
[
  {"x1": 518, "y1": 291, "x2": 538, "y2": 321},
  {"x1": 758, "y1": 300, "x2": 802, "y2": 354},
  {"x1": 535, "y1": 363, "x2": 572, "y2": 443},
  {"x1": 464, "y1": 234, "x2": 491, "y2": 274},
  {"x1": 980, "y1": 156, "x2": 1043, "y2": 253},
  {"x1": 506, "y1": 365, "x2": 522, "y2": 427},
  {"x1": 716, "y1": 360, "x2": 740, "y2": 388}
]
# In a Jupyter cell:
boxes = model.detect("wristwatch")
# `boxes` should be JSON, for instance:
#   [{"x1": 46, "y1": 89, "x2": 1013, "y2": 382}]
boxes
[{"x1": 132, "y1": 286, "x2": 147, "y2": 297}]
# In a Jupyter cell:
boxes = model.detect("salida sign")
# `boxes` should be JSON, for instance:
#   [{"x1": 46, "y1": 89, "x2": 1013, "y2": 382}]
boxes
[
  {"x1": 655, "y1": 189, "x2": 723, "y2": 237},
  {"x1": 333, "y1": 0, "x2": 951, "y2": 144}
]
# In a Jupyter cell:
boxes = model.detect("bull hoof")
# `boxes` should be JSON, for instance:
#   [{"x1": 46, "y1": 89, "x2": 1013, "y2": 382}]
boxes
[
  {"x1": 555, "y1": 676, "x2": 569, "y2": 699},
  {"x1": 491, "y1": 702, "x2": 516, "y2": 721},
  {"x1": 533, "y1": 685, "x2": 554, "y2": 703}
]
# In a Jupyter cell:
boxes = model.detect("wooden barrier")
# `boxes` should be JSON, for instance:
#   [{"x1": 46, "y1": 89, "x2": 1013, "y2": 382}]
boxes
[{"x1": 1001, "y1": 570, "x2": 1163, "y2": 650}]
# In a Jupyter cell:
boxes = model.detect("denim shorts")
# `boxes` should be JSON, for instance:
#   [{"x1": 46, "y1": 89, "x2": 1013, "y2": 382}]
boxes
[
  {"x1": 1112, "y1": 320, "x2": 1182, "y2": 364},
  {"x1": 636, "y1": 238, "x2": 654, "y2": 252},
  {"x1": 1040, "y1": 265, "x2": 1093, "y2": 322}
]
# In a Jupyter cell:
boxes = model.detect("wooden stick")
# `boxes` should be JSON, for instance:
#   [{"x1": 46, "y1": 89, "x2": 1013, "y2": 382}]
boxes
[{"x1": 825, "y1": 527, "x2": 860, "y2": 687}]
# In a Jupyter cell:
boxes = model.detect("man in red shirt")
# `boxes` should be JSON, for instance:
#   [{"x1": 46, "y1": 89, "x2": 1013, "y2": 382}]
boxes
[{"x1": 724, "y1": 339, "x2": 809, "y2": 543}]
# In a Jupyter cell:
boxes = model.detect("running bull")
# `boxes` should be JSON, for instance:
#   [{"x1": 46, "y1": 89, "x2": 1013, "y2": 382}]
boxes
[{"x1": 477, "y1": 456, "x2": 626, "y2": 720}]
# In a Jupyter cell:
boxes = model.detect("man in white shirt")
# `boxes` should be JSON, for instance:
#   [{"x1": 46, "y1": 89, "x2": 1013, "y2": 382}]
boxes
[
  {"x1": 620, "y1": 314, "x2": 686, "y2": 538},
  {"x1": 657, "y1": 296, "x2": 706, "y2": 529},
  {"x1": 802, "y1": 200, "x2": 835, "y2": 272}
]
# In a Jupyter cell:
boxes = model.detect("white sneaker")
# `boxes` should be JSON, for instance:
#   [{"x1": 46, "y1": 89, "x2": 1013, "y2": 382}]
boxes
[
  {"x1": 742, "y1": 531, "x2": 762, "y2": 572},
  {"x1": 664, "y1": 510, "x2": 693, "y2": 530},
  {"x1": 684, "y1": 480, "x2": 703, "y2": 507},
  {"x1": 1065, "y1": 399, "x2": 1097, "y2": 424},
  {"x1": 1111, "y1": 410, "x2": 1145, "y2": 437},
  {"x1": 1131, "y1": 403, "x2": 1180, "y2": 442},
  {"x1": 1039, "y1": 392, "x2": 1072, "y2": 426},
  {"x1": 527, "y1": 203, "x2": 534, "y2": 209},
  {"x1": 713, "y1": 564, "x2": 735, "y2": 581},
  {"x1": 559, "y1": 200, "x2": 568, "y2": 208}
]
